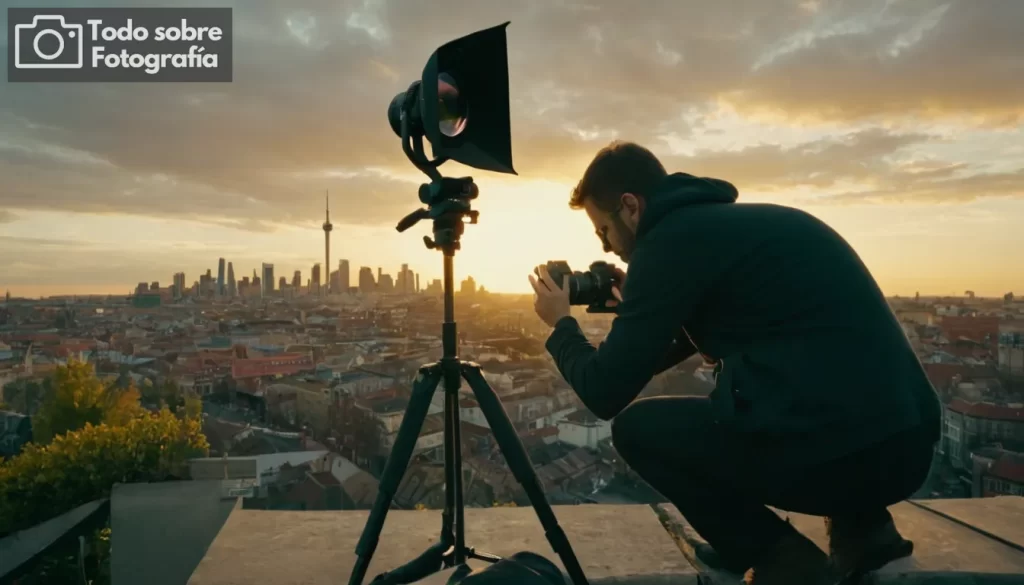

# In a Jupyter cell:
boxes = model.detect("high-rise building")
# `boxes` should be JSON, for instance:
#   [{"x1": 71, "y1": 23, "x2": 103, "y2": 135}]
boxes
[
  {"x1": 278, "y1": 276, "x2": 287, "y2": 290},
  {"x1": 227, "y1": 262, "x2": 236, "y2": 297},
  {"x1": 323, "y1": 191, "x2": 333, "y2": 297},
  {"x1": 262, "y1": 263, "x2": 275, "y2": 297},
  {"x1": 292, "y1": 270, "x2": 301, "y2": 289},
  {"x1": 172, "y1": 272, "x2": 186, "y2": 299},
  {"x1": 217, "y1": 258, "x2": 226, "y2": 296},
  {"x1": 359, "y1": 266, "x2": 376, "y2": 293},
  {"x1": 311, "y1": 263, "x2": 321, "y2": 296},
  {"x1": 415, "y1": 273, "x2": 420, "y2": 293},
  {"x1": 199, "y1": 270, "x2": 213, "y2": 296},
  {"x1": 339, "y1": 259, "x2": 350, "y2": 293},
  {"x1": 397, "y1": 264, "x2": 414, "y2": 294}
]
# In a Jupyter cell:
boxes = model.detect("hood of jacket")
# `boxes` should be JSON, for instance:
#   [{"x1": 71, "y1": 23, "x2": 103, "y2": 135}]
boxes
[{"x1": 636, "y1": 172, "x2": 738, "y2": 238}]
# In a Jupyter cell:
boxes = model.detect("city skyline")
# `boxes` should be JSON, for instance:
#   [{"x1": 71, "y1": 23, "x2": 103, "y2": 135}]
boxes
[{"x1": 2, "y1": 1, "x2": 1023, "y2": 298}]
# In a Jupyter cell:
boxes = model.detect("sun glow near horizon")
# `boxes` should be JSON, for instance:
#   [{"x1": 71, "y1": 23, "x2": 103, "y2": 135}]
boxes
[{"x1": 4, "y1": 174, "x2": 1024, "y2": 299}]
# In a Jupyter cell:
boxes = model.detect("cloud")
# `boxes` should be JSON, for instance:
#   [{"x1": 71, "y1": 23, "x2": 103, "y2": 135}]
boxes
[
  {"x1": 729, "y1": 0, "x2": 1024, "y2": 123},
  {"x1": 0, "y1": 210, "x2": 18, "y2": 224},
  {"x1": 0, "y1": 138, "x2": 423, "y2": 229},
  {"x1": 672, "y1": 128, "x2": 936, "y2": 191},
  {"x1": 825, "y1": 168, "x2": 1024, "y2": 205},
  {"x1": 0, "y1": 235, "x2": 96, "y2": 249},
  {"x1": 0, "y1": 0, "x2": 1021, "y2": 230}
]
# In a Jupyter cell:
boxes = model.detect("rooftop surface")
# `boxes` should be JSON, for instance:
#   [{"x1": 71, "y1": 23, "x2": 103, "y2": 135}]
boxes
[{"x1": 171, "y1": 498, "x2": 1024, "y2": 585}]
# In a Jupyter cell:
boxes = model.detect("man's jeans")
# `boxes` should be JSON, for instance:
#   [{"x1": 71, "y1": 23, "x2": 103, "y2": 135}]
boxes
[{"x1": 611, "y1": 396, "x2": 935, "y2": 569}]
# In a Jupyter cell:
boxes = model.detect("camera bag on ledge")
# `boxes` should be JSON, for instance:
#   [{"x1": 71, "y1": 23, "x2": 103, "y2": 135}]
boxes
[{"x1": 444, "y1": 552, "x2": 566, "y2": 585}]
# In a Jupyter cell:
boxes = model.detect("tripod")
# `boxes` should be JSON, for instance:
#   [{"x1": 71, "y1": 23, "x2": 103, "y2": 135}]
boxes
[{"x1": 347, "y1": 109, "x2": 588, "y2": 585}]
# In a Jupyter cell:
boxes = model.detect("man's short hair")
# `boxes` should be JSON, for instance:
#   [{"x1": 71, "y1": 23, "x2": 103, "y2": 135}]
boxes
[{"x1": 569, "y1": 141, "x2": 668, "y2": 211}]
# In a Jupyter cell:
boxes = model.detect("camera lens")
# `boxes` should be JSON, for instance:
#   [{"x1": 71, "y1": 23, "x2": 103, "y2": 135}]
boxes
[{"x1": 437, "y1": 73, "x2": 468, "y2": 138}]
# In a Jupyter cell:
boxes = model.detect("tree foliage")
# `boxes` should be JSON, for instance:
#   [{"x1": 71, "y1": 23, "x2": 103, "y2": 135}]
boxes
[
  {"x1": 0, "y1": 408, "x2": 209, "y2": 536},
  {"x1": 31, "y1": 360, "x2": 146, "y2": 444},
  {"x1": 158, "y1": 379, "x2": 203, "y2": 420}
]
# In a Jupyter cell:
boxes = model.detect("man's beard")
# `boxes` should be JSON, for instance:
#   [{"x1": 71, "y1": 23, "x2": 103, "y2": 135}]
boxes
[{"x1": 612, "y1": 215, "x2": 636, "y2": 263}]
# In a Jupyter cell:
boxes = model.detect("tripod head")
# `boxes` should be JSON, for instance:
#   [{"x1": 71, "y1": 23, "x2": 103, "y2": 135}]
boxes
[{"x1": 394, "y1": 81, "x2": 481, "y2": 256}]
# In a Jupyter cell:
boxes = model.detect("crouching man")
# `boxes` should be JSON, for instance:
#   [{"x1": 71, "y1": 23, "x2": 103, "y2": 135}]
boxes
[{"x1": 529, "y1": 142, "x2": 940, "y2": 584}]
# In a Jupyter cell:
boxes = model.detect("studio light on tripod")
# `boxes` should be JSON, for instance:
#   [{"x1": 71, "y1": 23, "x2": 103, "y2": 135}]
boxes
[
  {"x1": 349, "y1": 21, "x2": 587, "y2": 585},
  {"x1": 387, "y1": 21, "x2": 516, "y2": 175}
]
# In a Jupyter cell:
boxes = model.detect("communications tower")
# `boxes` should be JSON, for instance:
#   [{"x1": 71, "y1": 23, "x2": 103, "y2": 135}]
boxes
[{"x1": 323, "y1": 191, "x2": 333, "y2": 297}]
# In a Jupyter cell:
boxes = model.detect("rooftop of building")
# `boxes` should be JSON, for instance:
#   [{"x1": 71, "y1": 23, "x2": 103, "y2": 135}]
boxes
[
  {"x1": 948, "y1": 398, "x2": 1024, "y2": 421},
  {"x1": 80, "y1": 482, "x2": 1024, "y2": 585}
]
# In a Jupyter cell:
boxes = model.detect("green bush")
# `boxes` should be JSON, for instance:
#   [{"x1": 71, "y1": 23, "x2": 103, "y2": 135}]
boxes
[{"x1": 0, "y1": 408, "x2": 209, "y2": 536}]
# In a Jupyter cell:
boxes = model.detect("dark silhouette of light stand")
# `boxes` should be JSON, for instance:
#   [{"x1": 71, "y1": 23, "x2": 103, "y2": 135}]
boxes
[{"x1": 346, "y1": 85, "x2": 588, "y2": 585}]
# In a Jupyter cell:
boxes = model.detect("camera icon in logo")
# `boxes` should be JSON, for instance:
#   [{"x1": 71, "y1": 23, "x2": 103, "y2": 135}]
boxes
[{"x1": 14, "y1": 15, "x2": 84, "y2": 69}]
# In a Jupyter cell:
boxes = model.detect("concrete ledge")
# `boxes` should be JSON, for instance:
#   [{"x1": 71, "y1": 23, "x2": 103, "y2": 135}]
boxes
[
  {"x1": 187, "y1": 504, "x2": 698, "y2": 585},
  {"x1": 912, "y1": 497, "x2": 1024, "y2": 552},
  {"x1": 656, "y1": 499, "x2": 1024, "y2": 584}
]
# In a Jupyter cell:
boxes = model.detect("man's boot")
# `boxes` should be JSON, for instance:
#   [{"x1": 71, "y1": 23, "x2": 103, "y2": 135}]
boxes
[
  {"x1": 742, "y1": 531, "x2": 834, "y2": 585},
  {"x1": 825, "y1": 516, "x2": 914, "y2": 576}
]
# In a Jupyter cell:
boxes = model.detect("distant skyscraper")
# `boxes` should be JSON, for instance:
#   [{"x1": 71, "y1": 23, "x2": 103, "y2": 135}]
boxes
[
  {"x1": 292, "y1": 270, "x2": 301, "y2": 288},
  {"x1": 172, "y1": 272, "x2": 186, "y2": 299},
  {"x1": 415, "y1": 273, "x2": 420, "y2": 293},
  {"x1": 227, "y1": 262, "x2": 236, "y2": 297},
  {"x1": 217, "y1": 258, "x2": 226, "y2": 296},
  {"x1": 359, "y1": 266, "x2": 376, "y2": 293},
  {"x1": 323, "y1": 191, "x2": 333, "y2": 297},
  {"x1": 199, "y1": 270, "x2": 213, "y2": 296},
  {"x1": 262, "y1": 263, "x2": 275, "y2": 297},
  {"x1": 339, "y1": 259, "x2": 350, "y2": 293},
  {"x1": 397, "y1": 264, "x2": 414, "y2": 294},
  {"x1": 311, "y1": 263, "x2": 321, "y2": 296}
]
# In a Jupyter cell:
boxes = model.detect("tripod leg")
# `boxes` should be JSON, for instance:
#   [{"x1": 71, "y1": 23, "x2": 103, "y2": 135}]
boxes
[
  {"x1": 461, "y1": 363, "x2": 590, "y2": 585},
  {"x1": 348, "y1": 365, "x2": 443, "y2": 585},
  {"x1": 441, "y1": 357, "x2": 466, "y2": 564}
]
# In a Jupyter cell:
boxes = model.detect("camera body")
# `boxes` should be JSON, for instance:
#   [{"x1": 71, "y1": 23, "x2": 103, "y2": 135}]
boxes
[
  {"x1": 14, "y1": 15, "x2": 84, "y2": 69},
  {"x1": 540, "y1": 260, "x2": 621, "y2": 314}
]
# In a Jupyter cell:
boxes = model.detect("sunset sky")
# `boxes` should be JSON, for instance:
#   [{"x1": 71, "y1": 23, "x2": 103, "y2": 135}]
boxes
[{"x1": 1, "y1": 0, "x2": 1022, "y2": 298}]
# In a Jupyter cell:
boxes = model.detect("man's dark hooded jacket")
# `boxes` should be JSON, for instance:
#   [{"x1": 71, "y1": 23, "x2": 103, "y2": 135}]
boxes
[{"x1": 545, "y1": 173, "x2": 942, "y2": 464}]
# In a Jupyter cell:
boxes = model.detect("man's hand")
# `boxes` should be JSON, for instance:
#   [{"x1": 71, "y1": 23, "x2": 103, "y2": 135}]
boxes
[
  {"x1": 529, "y1": 265, "x2": 572, "y2": 327},
  {"x1": 603, "y1": 266, "x2": 627, "y2": 309},
  {"x1": 611, "y1": 266, "x2": 627, "y2": 303}
]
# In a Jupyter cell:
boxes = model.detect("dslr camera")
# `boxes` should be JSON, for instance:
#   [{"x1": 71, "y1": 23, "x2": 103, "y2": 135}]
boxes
[{"x1": 537, "y1": 260, "x2": 621, "y2": 314}]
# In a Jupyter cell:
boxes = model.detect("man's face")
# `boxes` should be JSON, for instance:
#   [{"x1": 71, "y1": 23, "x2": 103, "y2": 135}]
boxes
[{"x1": 583, "y1": 194, "x2": 642, "y2": 263}]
